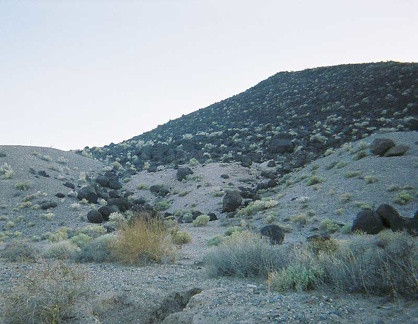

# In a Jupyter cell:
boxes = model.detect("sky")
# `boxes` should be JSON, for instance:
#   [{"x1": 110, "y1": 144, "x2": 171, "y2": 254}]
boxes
[{"x1": 1, "y1": 0, "x2": 417, "y2": 151}]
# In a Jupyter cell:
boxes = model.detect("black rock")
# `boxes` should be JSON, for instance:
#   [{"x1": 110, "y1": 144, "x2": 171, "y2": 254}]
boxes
[
  {"x1": 40, "y1": 201, "x2": 58, "y2": 210},
  {"x1": 260, "y1": 225, "x2": 285, "y2": 245},
  {"x1": 376, "y1": 204, "x2": 405, "y2": 231},
  {"x1": 77, "y1": 186, "x2": 98, "y2": 204},
  {"x1": 352, "y1": 210, "x2": 384, "y2": 234},
  {"x1": 87, "y1": 210, "x2": 104, "y2": 224},
  {"x1": 150, "y1": 184, "x2": 170, "y2": 197},
  {"x1": 107, "y1": 179, "x2": 123, "y2": 190},
  {"x1": 63, "y1": 182, "x2": 75, "y2": 189},
  {"x1": 177, "y1": 167, "x2": 193, "y2": 181},
  {"x1": 55, "y1": 193, "x2": 65, "y2": 198},
  {"x1": 96, "y1": 175, "x2": 109, "y2": 187},
  {"x1": 223, "y1": 191, "x2": 242, "y2": 212},
  {"x1": 109, "y1": 190, "x2": 120, "y2": 199},
  {"x1": 37, "y1": 170, "x2": 50, "y2": 178},
  {"x1": 384, "y1": 145, "x2": 409, "y2": 157},
  {"x1": 107, "y1": 198, "x2": 130, "y2": 212},
  {"x1": 98, "y1": 205, "x2": 118, "y2": 221},
  {"x1": 208, "y1": 212, "x2": 218, "y2": 221},
  {"x1": 369, "y1": 138, "x2": 395, "y2": 156}
]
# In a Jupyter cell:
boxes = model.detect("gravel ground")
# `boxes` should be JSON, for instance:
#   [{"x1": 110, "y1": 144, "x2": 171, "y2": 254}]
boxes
[{"x1": 0, "y1": 132, "x2": 417, "y2": 323}]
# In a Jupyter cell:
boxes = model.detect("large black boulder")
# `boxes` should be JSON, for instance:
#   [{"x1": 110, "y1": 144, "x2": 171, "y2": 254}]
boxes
[
  {"x1": 222, "y1": 191, "x2": 242, "y2": 212},
  {"x1": 77, "y1": 185, "x2": 98, "y2": 204},
  {"x1": 96, "y1": 175, "x2": 109, "y2": 187},
  {"x1": 107, "y1": 198, "x2": 130, "y2": 212},
  {"x1": 369, "y1": 138, "x2": 395, "y2": 156},
  {"x1": 376, "y1": 204, "x2": 405, "y2": 231},
  {"x1": 87, "y1": 210, "x2": 104, "y2": 223},
  {"x1": 98, "y1": 205, "x2": 119, "y2": 221},
  {"x1": 352, "y1": 210, "x2": 384, "y2": 234}
]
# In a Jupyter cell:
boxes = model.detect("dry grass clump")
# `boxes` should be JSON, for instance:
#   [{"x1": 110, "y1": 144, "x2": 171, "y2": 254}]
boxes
[
  {"x1": 205, "y1": 231, "x2": 287, "y2": 278},
  {"x1": 3, "y1": 261, "x2": 89, "y2": 323},
  {"x1": 320, "y1": 231, "x2": 418, "y2": 298},
  {"x1": 0, "y1": 240, "x2": 38, "y2": 262},
  {"x1": 205, "y1": 229, "x2": 417, "y2": 299},
  {"x1": 111, "y1": 218, "x2": 176, "y2": 265}
]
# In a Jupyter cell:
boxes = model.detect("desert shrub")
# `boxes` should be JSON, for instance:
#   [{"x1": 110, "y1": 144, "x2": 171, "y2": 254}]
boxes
[
  {"x1": 394, "y1": 191, "x2": 413, "y2": 205},
  {"x1": 268, "y1": 261, "x2": 323, "y2": 292},
  {"x1": 48, "y1": 227, "x2": 68, "y2": 243},
  {"x1": 205, "y1": 231, "x2": 287, "y2": 278},
  {"x1": 171, "y1": 230, "x2": 192, "y2": 245},
  {"x1": 345, "y1": 171, "x2": 362, "y2": 178},
  {"x1": 108, "y1": 212, "x2": 128, "y2": 230},
  {"x1": 224, "y1": 226, "x2": 243, "y2": 236},
  {"x1": 0, "y1": 240, "x2": 38, "y2": 262},
  {"x1": 74, "y1": 234, "x2": 116, "y2": 263},
  {"x1": 70, "y1": 233, "x2": 93, "y2": 248},
  {"x1": 14, "y1": 181, "x2": 32, "y2": 190},
  {"x1": 78, "y1": 224, "x2": 107, "y2": 238},
  {"x1": 192, "y1": 215, "x2": 210, "y2": 227},
  {"x1": 339, "y1": 193, "x2": 352, "y2": 203},
  {"x1": 306, "y1": 176, "x2": 323, "y2": 186},
  {"x1": 353, "y1": 150, "x2": 368, "y2": 160},
  {"x1": 0, "y1": 163, "x2": 14, "y2": 179},
  {"x1": 319, "y1": 231, "x2": 418, "y2": 298},
  {"x1": 290, "y1": 213, "x2": 310, "y2": 227},
  {"x1": 154, "y1": 200, "x2": 171, "y2": 211},
  {"x1": 336, "y1": 161, "x2": 348, "y2": 169},
  {"x1": 236, "y1": 199, "x2": 278, "y2": 217},
  {"x1": 3, "y1": 261, "x2": 88, "y2": 323},
  {"x1": 319, "y1": 219, "x2": 341, "y2": 234},
  {"x1": 43, "y1": 241, "x2": 81, "y2": 259},
  {"x1": 364, "y1": 175, "x2": 379, "y2": 184},
  {"x1": 110, "y1": 218, "x2": 176, "y2": 265},
  {"x1": 207, "y1": 235, "x2": 224, "y2": 247}
]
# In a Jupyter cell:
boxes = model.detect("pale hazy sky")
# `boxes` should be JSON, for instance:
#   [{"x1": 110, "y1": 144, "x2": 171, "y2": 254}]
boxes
[{"x1": 1, "y1": 0, "x2": 417, "y2": 150}]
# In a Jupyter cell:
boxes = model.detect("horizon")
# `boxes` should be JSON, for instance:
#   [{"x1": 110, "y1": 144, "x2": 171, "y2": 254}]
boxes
[{"x1": 1, "y1": 0, "x2": 417, "y2": 151}]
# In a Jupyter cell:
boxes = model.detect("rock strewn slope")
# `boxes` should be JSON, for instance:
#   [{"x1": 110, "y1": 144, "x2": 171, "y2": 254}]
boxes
[{"x1": 81, "y1": 62, "x2": 418, "y2": 175}]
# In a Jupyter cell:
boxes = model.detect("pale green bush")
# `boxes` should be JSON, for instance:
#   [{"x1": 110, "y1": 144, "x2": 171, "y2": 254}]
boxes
[
  {"x1": 192, "y1": 215, "x2": 210, "y2": 227},
  {"x1": 0, "y1": 163, "x2": 14, "y2": 179}
]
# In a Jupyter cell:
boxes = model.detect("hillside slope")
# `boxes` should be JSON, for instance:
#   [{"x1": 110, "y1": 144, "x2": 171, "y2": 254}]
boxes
[{"x1": 80, "y1": 61, "x2": 418, "y2": 174}]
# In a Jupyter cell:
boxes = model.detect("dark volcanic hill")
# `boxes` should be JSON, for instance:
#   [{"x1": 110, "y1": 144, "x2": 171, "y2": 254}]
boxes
[{"x1": 80, "y1": 62, "x2": 418, "y2": 174}]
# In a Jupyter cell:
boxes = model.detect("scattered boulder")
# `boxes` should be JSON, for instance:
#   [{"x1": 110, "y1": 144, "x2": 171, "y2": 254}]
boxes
[
  {"x1": 55, "y1": 193, "x2": 65, "y2": 198},
  {"x1": 98, "y1": 205, "x2": 118, "y2": 221},
  {"x1": 63, "y1": 181, "x2": 75, "y2": 189},
  {"x1": 150, "y1": 184, "x2": 170, "y2": 197},
  {"x1": 177, "y1": 167, "x2": 193, "y2": 181},
  {"x1": 260, "y1": 225, "x2": 284, "y2": 245},
  {"x1": 384, "y1": 145, "x2": 409, "y2": 157},
  {"x1": 369, "y1": 138, "x2": 395, "y2": 156},
  {"x1": 352, "y1": 210, "x2": 384, "y2": 234},
  {"x1": 40, "y1": 201, "x2": 58, "y2": 210},
  {"x1": 37, "y1": 170, "x2": 50, "y2": 178},
  {"x1": 107, "y1": 179, "x2": 123, "y2": 190},
  {"x1": 267, "y1": 137, "x2": 294, "y2": 154},
  {"x1": 87, "y1": 210, "x2": 104, "y2": 223},
  {"x1": 220, "y1": 174, "x2": 229, "y2": 179},
  {"x1": 96, "y1": 175, "x2": 109, "y2": 187},
  {"x1": 222, "y1": 190, "x2": 242, "y2": 212},
  {"x1": 208, "y1": 212, "x2": 218, "y2": 221},
  {"x1": 107, "y1": 198, "x2": 130, "y2": 212},
  {"x1": 404, "y1": 218, "x2": 418, "y2": 236},
  {"x1": 77, "y1": 185, "x2": 98, "y2": 204},
  {"x1": 376, "y1": 204, "x2": 405, "y2": 231},
  {"x1": 109, "y1": 190, "x2": 120, "y2": 199}
]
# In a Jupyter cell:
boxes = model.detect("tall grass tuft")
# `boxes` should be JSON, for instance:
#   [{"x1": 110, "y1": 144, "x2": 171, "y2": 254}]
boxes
[
  {"x1": 3, "y1": 261, "x2": 89, "y2": 323},
  {"x1": 205, "y1": 231, "x2": 288, "y2": 278},
  {"x1": 110, "y1": 218, "x2": 176, "y2": 265}
]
